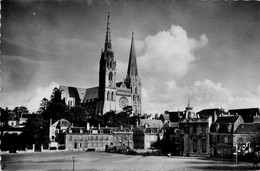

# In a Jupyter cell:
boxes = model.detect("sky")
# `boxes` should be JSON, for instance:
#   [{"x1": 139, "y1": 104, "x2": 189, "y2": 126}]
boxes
[{"x1": 1, "y1": 0, "x2": 260, "y2": 114}]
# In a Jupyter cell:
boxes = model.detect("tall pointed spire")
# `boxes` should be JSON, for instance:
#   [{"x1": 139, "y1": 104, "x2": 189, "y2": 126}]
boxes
[
  {"x1": 104, "y1": 11, "x2": 112, "y2": 51},
  {"x1": 126, "y1": 32, "x2": 138, "y2": 80}
]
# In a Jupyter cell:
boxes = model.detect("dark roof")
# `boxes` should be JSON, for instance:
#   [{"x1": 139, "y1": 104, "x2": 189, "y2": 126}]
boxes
[
  {"x1": 215, "y1": 115, "x2": 239, "y2": 124},
  {"x1": 228, "y1": 108, "x2": 260, "y2": 123},
  {"x1": 165, "y1": 111, "x2": 183, "y2": 122},
  {"x1": 197, "y1": 108, "x2": 225, "y2": 119},
  {"x1": 234, "y1": 123, "x2": 260, "y2": 134},
  {"x1": 159, "y1": 114, "x2": 170, "y2": 121}
]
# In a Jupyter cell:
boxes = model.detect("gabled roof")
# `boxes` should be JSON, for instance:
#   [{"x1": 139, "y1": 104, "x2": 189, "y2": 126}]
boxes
[
  {"x1": 51, "y1": 119, "x2": 71, "y2": 129},
  {"x1": 159, "y1": 114, "x2": 170, "y2": 121},
  {"x1": 234, "y1": 123, "x2": 260, "y2": 134}
]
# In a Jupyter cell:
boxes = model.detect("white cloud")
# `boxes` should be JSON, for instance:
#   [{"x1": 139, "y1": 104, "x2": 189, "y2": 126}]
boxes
[
  {"x1": 25, "y1": 82, "x2": 59, "y2": 113},
  {"x1": 138, "y1": 25, "x2": 208, "y2": 79}
]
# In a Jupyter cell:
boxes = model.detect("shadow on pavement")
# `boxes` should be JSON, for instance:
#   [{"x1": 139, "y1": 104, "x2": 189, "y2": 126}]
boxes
[{"x1": 191, "y1": 165, "x2": 259, "y2": 170}]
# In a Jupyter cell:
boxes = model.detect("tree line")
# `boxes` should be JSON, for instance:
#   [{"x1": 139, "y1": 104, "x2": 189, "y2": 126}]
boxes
[{"x1": 1, "y1": 88, "x2": 138, "y2": 152}]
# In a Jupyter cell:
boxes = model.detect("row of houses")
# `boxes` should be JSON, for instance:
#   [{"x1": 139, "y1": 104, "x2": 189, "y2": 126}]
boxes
[{"x1": 49, "y1": 105, "x2": 260, "y2": 158}]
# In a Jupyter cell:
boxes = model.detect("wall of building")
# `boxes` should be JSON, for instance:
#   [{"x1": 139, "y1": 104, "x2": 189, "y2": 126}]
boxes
[{"x1": 65, "y1": 132, "x2": 133, "y2": 151}]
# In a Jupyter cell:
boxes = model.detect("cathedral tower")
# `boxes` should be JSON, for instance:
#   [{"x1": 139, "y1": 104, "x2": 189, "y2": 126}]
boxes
[
  {"x1": 125, "y1": 32, "x2": 142, "y2": 115},
  {"x1": 98, "y1": 12, "x2": 117, "y2": 114}
]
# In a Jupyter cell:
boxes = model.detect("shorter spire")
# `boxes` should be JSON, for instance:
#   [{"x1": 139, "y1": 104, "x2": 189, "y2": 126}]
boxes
[{"x1": 126, "y1": 32, "x2": 138, "y2": 80}]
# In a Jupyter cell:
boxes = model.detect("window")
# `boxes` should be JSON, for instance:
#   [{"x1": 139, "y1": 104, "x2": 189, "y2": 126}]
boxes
[
  {"x1": 193, "y1": 139, "x2": 197, "y2": 153},
  {"x1": 135, "y1": 87, "x2": 138, "y2": 94},
  {"x1": 202, "y1": 126, "x2": 207, "y2": 134},
  {"x1": 109, "y1": 72, "x2": 113, "y2": 82},
  {"x1": 111, "y1": 92, "x2": 114, "y2": 101},
  {"x1": 202, "y1": 139, "x2": 207, "y2": 153},
  {"x1": 193, "y1": 126, "x2": 197, "y2": 134},
  {"x1": 107, "y1": 91, "x2": 110, "y2": 100},
  {"x1": 212, "y1": 136, "x2": 216, "y2": 143}
]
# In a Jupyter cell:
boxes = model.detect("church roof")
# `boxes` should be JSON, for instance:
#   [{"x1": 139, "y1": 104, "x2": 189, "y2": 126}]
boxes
[
  {"x1": 126, "y1": 32, "x2": 138, "y2": 79},
  {"x1": 59, "y1": 85, "x2": 98, "y2": 102}
]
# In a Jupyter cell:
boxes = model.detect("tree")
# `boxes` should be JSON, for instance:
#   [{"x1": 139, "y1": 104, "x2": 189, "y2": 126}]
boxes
[
  {"x1": 38, "y1": 97, "x2": 49, "y2": 114},
  {"x1": 13, "y1": 106, "x2": 29, "y2": 120},
  {"x1": 68, "y1": 106, "x2": 89, "y2": 127},
  {"x1": 21, "y1": 114, "x2": 49, "y2": 150}
]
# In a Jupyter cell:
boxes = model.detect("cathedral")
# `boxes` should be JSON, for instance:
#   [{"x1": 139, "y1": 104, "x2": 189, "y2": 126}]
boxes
[{"x1": 60, "y1": 13, "x2": 142, "y2": 115}]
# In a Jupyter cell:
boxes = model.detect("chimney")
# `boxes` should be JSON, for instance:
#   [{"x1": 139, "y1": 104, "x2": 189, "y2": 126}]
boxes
[
  {"x1": 120, "y1": 125, "x2": 123, "y2": 131},
  {"x1": 50, "y1": 118, "x2": 52, "y2": 126},
  {"x1": 98, "y1": 124, "x2": 100, "y2": 131}
]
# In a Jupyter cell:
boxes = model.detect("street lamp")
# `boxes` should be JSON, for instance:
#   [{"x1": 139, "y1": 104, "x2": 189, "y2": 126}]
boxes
[{"x1": 72, "y1": 156, "x2": 75, "y2": 171}]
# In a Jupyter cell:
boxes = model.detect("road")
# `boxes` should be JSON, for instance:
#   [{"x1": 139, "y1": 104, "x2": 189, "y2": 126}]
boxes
[{"x1": 0, "y1": 151, "x2": 257, "y2": 171}]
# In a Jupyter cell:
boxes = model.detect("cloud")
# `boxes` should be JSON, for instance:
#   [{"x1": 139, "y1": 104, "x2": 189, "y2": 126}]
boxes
[
  {"x1": 138, "y1": 25, "x2": 208, "y2": 79},
  {"x1": 25, "y1": 82, "x2": 59, "y2": 112},
  {"x1": 142, "y1": 77, "x2": 260, "y2": 114}
]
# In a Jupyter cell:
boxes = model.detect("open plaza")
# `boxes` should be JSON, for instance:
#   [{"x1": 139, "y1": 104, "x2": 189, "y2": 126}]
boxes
[{"x1": 0, "y1": 151, "x2": 258, "y2": 171}]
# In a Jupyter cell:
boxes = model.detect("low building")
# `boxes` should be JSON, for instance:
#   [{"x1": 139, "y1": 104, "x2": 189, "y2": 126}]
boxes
[
  {"x1": 179, "y1": 103, "x2": 212, "y2": 157},
  {"x1": 49, "y1": 119, "x2": 71, "y2": 149},
  {"x1": 65, "y1": 126, "x2": 133, "y2": 151},
  {"x1": 162, "y1": 121, "x2": 181, "y2": 155},
  {"x1": 210, "y1": 115, "x2": 244, "y2": 158},
  {"x1": 233, "y1": 119, "x2": 260, "y2": 155},
  {"x1": 133, "y1": 127, "x2": 163, "y2": 149}
]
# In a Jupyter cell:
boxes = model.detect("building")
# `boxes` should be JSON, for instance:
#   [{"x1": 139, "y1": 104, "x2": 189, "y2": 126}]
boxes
[
  {"x1": 133, "y1": 127, "x2": 164, "y2": 149},
  {"x1": 228, "y1": 108, "x2": 260, "y2": 123},
  {"x1": 49, "y1": 119, "x2": 71, "y2": 149},
  {"x1": 65, "y1": 125, "x2": 133, "y2": 151},
  {"x1": 197, "y1": 108, "x2": 226, "y2": 123},
  {"x1": 179, "y1": 102, "x2": 212, "y2": 157},
  {"x1": 60, "y1": 13, "x2": 142, "y2": 116},
  {"x1": 210, "y1": 115, "x2": 244, "y2": 158},
  {"x1": 162, "y1": 121, "x2": 181, "y2": 155},
  {"x1": 233, "y1": 118, "x2": 260, "y2": 156}
]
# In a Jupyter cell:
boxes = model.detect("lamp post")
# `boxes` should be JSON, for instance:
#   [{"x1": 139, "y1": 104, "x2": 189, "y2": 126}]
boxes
[{"x1": 72, "y1": 156, "x2": 75, "y2": 171}]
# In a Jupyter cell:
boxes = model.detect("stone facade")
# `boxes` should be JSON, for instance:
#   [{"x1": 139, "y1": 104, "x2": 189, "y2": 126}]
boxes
[
  {"x1": 210, "y1": 115, "x2": 244, "y2": 158},
  {"x1": 133, "y1": 127, "x2": 164, "y2": 149},
  {"x1": 65, "y1": 127, "x2": 133, "y2": 151},
  {"x1": 59, "y1": 13, "x2": 142, "y2": 116},
  {"x1": 179, "y1": 103, "x2": 212, "y2": 157}
]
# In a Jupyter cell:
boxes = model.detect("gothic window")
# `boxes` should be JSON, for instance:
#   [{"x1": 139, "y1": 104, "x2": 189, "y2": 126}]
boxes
[
  {"x1": 110, "y1": 61, "x2": 112, "y2": 68},
  {"x1": 133, "y1": 95, "x2": 136, "y2": 102},
  {"x1": 109, "y1": 72, "x2": 113, "y2": 83},
  {"x1": 107, "y1": 91, "x2": 110, "y2": 100},
  {"x1": 135, "y1": 87, "x2": 138, "y2": 94},
  {"x1": 107, "y1": 61, "x2": 109, "y2": 68},
  {"x1": 111, "y1": 92, "x2": 114, "y2": 101}
]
